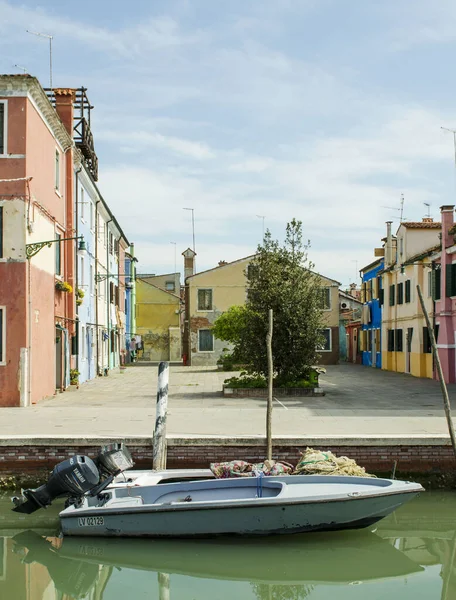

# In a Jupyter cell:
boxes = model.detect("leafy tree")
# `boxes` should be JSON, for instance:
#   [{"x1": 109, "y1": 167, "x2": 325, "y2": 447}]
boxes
[{"x1": 213, "y1": 219, "x2": 325, "y2": 382}]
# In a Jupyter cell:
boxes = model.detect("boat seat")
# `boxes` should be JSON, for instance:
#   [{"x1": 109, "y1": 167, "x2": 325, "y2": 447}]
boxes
[{"x1": 106, "y1": 496, "x2": 143, "y2": 508}]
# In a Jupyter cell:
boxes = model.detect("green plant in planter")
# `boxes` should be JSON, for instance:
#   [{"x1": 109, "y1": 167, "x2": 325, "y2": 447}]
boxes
[
  {"x1": 76, "y1": 288, "x2": 85, "y2": 306},
  {"x1": 70, "y1": 369, "x2": 80, "y2": 385},
  {"x1": 55, "y1": 281, "x2": 73, "y2": 293}
]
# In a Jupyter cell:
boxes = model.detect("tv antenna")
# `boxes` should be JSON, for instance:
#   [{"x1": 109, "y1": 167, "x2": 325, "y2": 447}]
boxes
[
  {"x1": 26, "y1": 30, "x2": 53, "y2": 88},
  {"x1": 14, "y1": 64, "x2": 28, "y2": 74},
  {"x1": 382, "y1": 194, "x2": 407, "y2": 222},
  {"x1": 424, "y1": 202, "x2": 431, "y2": 218}
]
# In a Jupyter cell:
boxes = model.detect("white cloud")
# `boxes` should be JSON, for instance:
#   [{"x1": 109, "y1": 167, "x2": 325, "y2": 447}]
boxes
[{"x1": 97, "y1": 129, "x2": 215, "y2": 160}]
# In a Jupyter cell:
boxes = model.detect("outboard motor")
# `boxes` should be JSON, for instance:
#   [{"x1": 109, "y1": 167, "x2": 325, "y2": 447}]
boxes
[
  {"x1": 11, "y1": 443, "x2": 134, "y2": 514},
  {"x1": 12, "y1": 455, "x2": 100, "y2": 514}
]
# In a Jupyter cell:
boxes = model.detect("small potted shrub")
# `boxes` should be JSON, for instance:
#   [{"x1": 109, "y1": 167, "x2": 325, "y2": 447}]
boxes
[
  {"x1": 76, "y1": 288, "x2": 85, "y2": 306},
  {"x1": 70, "y1": 369, "x2": 80, "y2": 386},
  {"x1": 55, "y1": 281, "x2": 73, "y2": 293}
]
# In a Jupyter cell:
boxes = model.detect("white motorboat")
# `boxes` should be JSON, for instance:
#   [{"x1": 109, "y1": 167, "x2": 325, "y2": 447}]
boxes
[
  {"x1": 60, "y1": 474, "x2": 422, "y2": 538},
  {"x1": 11, "y1": 444, "x2": 424, "y2": 538}
]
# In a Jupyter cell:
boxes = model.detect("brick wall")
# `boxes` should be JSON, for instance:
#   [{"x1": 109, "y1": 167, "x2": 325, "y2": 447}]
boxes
[{"x1": 0, "y1": 442, "x2": 454, "y2": 476}]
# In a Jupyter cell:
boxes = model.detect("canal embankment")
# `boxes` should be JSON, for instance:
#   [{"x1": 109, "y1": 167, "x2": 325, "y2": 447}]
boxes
[{"x1": 1, "y1": 434, "x2": 455, "y2": 489}]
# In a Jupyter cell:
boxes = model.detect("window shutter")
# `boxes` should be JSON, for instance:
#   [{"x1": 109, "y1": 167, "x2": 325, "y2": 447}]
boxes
[
  {"x1": 433, "y1": 268, "x2": 441, "y2": 300},
  {"x1": 405, "y1": 280, "x2": 411, "y2": 303},
  {"x1": 379, "y1": 288, "x2": 384, "y2": 306},
  {"x1": 389, "y1": 285, "x2": 395, "y2": 306},
  {"x1": 395, "y1": 329, "x2": 403, "y2": 352},
  {"x1": 397, "y1": 283, "x2": 404, "y2": 305}
]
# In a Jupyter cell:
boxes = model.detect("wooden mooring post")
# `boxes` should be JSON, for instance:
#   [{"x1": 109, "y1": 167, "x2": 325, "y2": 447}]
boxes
[
  {"x1": 266, "y1": 309, "x2": 273, "y2": 461},
  {"x1": 153, "y1": 361, "x2": 169, "y2": 470}
]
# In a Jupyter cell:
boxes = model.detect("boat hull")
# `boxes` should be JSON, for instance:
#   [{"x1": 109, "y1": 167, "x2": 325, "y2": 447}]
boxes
[{"x1": 60, "y1": 490, "x2": 419, "y2": 538}]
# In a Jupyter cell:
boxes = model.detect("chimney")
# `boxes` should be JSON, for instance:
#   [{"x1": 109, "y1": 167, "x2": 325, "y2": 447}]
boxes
[
  {"x1": 440, "y1": 205, "x2": 455, "y2": 249},
  {"x1": 218, "y1": 260, "x2": 228, "y2": 267},
  {"x1": 422, "y1": 217, "x2": 434, "y2": 223},
  {"x1": 52, "y1": 88, "x2": 76, "y2": 136},
  {"x1": 182, "y1": 248, "x2": 196, "y2": 280},
  {"x1": 385, "y1": 221, "x2": 393, "y2": 267}
]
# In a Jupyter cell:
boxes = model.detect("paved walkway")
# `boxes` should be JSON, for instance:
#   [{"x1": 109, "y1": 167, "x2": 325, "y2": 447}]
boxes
[{"x1": 1, "y1": 364, "x2": 456, "y2": 439}]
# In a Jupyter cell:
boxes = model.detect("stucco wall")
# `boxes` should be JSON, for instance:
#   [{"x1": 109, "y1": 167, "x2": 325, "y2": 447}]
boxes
[
  {"x1": 187, "y1": 260, "x2": 340, "y2": 366},
  {"x1": 136, "y1": 280, "x2": 181, "y2": 361},
  {"x1": 0, "y1": 262, "x2": 27, "y2": 406}
]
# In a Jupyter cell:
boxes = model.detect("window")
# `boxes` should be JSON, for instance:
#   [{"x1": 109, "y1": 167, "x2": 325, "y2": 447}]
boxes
[
  {"x1": 318, "y1": 287, "x2": 331, "y2": 310},
  {"x1": 198, "y1": 289, "x2": 213, "y2": 311},
  {"x1": 387, "y1": 329, "x2": 394, "y2": 351},
  {"x1": 90, "y1": 202, "x2": 94, "y2": 232},
  {"x1": 247, "y1": 264, "x2": 258, "y2": 280},
  {"x1": 367, "y1": 329, "x2": 372, "y2": 352},
  {"x1": 110, "y1": 281, "x2": 114, "y2": 304},
  {"x1": 369, "y1": 279, "x2": 373, "y2": 301},
  {"x1": 0, "y1": 205, "x2": 3, "y2": 258},
  {"x1": 397, "y1": 282, "x2": 404, "y2": 305},
  {"x1": 375, "y1": 328, "x2": 381, "y2": 353},
  {"x1": 0, "y1": 101, "x2": 6, "y2": 154},
  {"x1": 198, "y1": 329, "x2": 214, "y2": 352},
  {"x1": 446, "y1": 264, "x2": 456, "y2": 297},
  {"x1": 81, "y1": 326, "x2": 85, "y2": 360},
  {"x1": 165, "y1": 281, "x2": 175, "y2": 292},
  {"x1": 376, "y1": 276, "x2": 382, "y2": 300},
  {"x1": 0, "y1": 306, "x2": 5, "y2": 365},
  {"x1": 395, "y1": 329, "x2": 403, "y2": 352},
  {"x1": 423, "y1": 325, "x2": 439, "y2": 353},
  {"x1": 405, "y1": 279, "x2": 411, "y2": 303},
  {"x1": 319, "y1": 328, "x2": 332, "y2": 352},
  {"x1": 55, "y1": 233, "x2": 61, "y2": 276},
  {"x1": 115, "y1": 285, "x2": 119, "y2": 307},
  {"x1": 379, "y1": 287, "x2": 384, "y2": 306},
  {"x1": 80, "y1": 256, "x2": 85, "y2": 288},
  {"x1": 431, "y1": 267, "x2": 441, "y2": 300},
  {"x1": 55, "y1": 150, "x2": 60, "y2": 191},
  {"x1": 389, "y1": 284, "x2": 395, "y2": 306}
]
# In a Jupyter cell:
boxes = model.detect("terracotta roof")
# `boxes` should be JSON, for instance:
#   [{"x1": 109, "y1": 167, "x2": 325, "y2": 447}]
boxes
[
  {"x1": 400, "y1": 222, "x2": 441, "y2": 229},
  {"x1": 403, "y1": 244, "x2": 441, "y2": 266}
]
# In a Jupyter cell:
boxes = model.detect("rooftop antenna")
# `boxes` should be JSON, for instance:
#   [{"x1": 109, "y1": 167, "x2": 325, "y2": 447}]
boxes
[
  {"x1": 256, "y1": 215, "x2": 265, "y2": 240},
  {"x1": 424, "y1": 202, "x2": 431, "y2": 218},
  {"x1": 381, "y1": 193, "x2": 407, "y2": 222},
  {"x1": 14, "y1": 64, "x2": 28, "y2": 74},
  {"x1": 26, "y1": 30, "x2": 53, "y2": 88}
]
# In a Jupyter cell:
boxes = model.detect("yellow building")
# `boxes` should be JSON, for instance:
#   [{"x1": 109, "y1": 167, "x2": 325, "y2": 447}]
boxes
[
  {"x1": 381, "y1": 219, "x2": 440, "y2": 378},
  {"x1": 136, "y1": 278, "x2": 182, "y2": 362},
  {"x1": 183, "y1": 250, "x2": 340, "y2": 366}
]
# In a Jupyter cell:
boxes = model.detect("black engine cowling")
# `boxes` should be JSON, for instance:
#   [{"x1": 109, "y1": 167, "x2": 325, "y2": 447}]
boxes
[
  {"x1": 12, "y1": 455, "x2": 100, "y2": 514},
  {"x1": 12, "y1": 443, "x2": 134, "y2": 514}
]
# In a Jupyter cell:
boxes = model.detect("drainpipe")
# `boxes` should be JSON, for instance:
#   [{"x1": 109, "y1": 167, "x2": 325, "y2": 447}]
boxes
[
  {"x1": 106, "y1": 218, "x2": 113, "y2": 372},
  {"x1": 95, "y1": 199, "x2": 101, "y2": 376},
  {"x1": 75, "y1": 165, "x2": 82, "y2": 378}
]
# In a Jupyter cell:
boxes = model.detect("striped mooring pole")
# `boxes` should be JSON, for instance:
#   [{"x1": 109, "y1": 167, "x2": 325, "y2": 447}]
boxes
[{"x1": 153, "y1": 361, "x2": 169, "y2": 470}]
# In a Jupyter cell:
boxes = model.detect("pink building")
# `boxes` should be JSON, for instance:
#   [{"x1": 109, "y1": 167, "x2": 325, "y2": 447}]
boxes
[
  {"x1": 435, "y1": 205, "x2": 456, "y2": 384},
  {"x1": 0, "y1": 75, "x2": 78, "y2": 406}
]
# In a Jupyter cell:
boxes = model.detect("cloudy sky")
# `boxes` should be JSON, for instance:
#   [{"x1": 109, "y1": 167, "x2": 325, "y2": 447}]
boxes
[{"x1": 2, "y1": 0, "x2": 456, "y2": 285}]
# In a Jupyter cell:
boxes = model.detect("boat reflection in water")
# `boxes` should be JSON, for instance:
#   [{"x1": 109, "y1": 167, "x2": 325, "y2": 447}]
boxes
[{"x1": 1, "y1": 492, "x2": 456, "y2": 600}]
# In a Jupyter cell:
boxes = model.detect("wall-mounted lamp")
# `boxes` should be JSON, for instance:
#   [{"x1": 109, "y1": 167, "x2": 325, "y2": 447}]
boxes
[{"x1": 26, "y1": 235, "x2": 86, "y2": 259}]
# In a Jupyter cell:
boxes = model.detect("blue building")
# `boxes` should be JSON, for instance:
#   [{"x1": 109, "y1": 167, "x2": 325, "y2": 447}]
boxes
[
  {"x1": 360, "y1": 257, "x2": 384, "y2": 368},
  {"x1": 124, "y1": 245, "x2": 137, "y2": 363},
  {"x1": 75, "y1": 168, "x2": 98, "y2": 384}
]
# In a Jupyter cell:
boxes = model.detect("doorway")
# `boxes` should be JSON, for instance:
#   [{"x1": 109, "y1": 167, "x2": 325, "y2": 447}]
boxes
[
  {"x1": 405, "y1": 327, "x2": 413, "y2": 374},
  {"x1": 55, "y1": 327, "x2": 63, "y2": 390}
]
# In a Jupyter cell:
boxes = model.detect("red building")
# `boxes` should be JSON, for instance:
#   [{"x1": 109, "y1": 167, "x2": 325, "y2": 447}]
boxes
[{"x1": 0, "y1": 75, "x2": 80, "y2": 406}]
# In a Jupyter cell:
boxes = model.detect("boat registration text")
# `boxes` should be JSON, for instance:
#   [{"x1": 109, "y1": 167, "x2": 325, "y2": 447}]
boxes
[{"x1": 78, "y1": 516, "x2": 104, "y2": 527}]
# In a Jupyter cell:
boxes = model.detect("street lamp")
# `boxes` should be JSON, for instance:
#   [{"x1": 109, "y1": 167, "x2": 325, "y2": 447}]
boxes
[
  {"x1": 183, "y1": 207, "x2": 195, "y2": 252},
  {"x1": 95, "y1": 273, "x2": 133, "y2": 283},
  {"x1": 170, "y1": 241, "x2": 177, "y2": 274},
  {"x1": 26, "y1": 235, "x2": 86, "y2": 259},
  {"x1": 256, "y1": 215, "x2": 265, "y2": 240}
]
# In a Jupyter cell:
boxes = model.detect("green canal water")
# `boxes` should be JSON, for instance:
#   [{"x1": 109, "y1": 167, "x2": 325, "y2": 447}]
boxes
[{"x1": 0, "y1": 490, "x2": 455, "y2": 599}]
